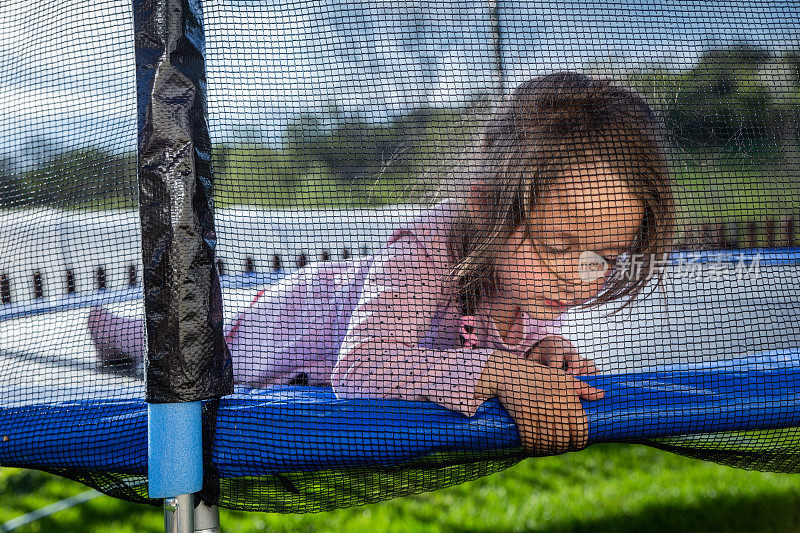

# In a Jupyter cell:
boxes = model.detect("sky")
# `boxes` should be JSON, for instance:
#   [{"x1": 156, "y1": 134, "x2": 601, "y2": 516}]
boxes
[{"x1": 0, "y1": 0, "x2": 798, "y2": 164}]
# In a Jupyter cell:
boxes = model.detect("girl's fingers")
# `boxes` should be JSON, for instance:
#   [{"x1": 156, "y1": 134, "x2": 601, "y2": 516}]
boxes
[
  {"x1": 567, "y1": 357, "x2": 600, "y2": 376},
  {"x1": 575, "y1": 382, "x2": 605, "y2": 401},
  {"x1": 557, "y1": 401, "x2": 586, "y2": 453},
  {"x1": 553, "y1": 414, "x2": 570, "y2": 454},
  {"x1": 545, "y1": 352, "x2": 566, "y2": 370},
  {"x1": 510, "y1": 363, "x2": 601, "y2": 454},
  {"x1": 545, "y1": 403, "x2": 567, "y2": 453},
  {"x1": 566, "y1": 357, "x2": 588, "y2": 374},
  {"x1": 571, "y1": 407, "x2": 589, "y2": 449},
  {"x1": 527, "y1": 411, "x2": 553, "y2": 455}
]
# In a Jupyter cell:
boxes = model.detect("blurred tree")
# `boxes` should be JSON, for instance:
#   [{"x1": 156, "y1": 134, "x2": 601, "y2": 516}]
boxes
[
  {"x1": 213, "y1": 144, "x2": 299, "y2": 207},
  {"x1": 758, "y1": 52, "x2": 800, "y2": 182},
  {"x1": 0, "y1": 156, "x2": 23, "y2": 208},
  {"x1": 16, "y1": 147, "x2": 136, "y2": 208},
  {"x1": 664, "y1": 42, "x2": 774, "y2": 146}
]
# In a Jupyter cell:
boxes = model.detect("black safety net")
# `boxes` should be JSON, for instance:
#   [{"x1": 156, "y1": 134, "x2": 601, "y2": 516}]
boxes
[{"x1": 0, "y1": 0, "x2": 799, "y2": 515}]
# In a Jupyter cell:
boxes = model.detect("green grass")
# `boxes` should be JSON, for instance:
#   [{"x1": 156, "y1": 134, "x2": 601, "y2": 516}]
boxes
[{"x1": 3, "y1": 444, "x2": 800, "y2": 532}]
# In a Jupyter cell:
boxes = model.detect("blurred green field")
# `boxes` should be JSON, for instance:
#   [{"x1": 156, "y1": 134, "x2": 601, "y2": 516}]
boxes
[{"x1": 3, "y1": 443, "x2": 800, "y2": 533}]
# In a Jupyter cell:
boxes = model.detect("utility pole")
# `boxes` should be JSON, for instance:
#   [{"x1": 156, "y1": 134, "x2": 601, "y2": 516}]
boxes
[{"x1": 488, "y1": 0, "x2": 505, "y2": 107}]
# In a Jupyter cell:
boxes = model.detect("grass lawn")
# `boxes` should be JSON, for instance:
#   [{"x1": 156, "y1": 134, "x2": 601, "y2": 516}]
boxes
[{"x1": 2, "y1": 443, "x2": 800, "y2": 532}]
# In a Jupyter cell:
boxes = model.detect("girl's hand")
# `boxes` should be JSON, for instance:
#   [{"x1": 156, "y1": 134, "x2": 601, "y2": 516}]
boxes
[
  {"x1": 526, "y1": 334, "x2": 599, "y2": 375},
  {"x1": 476, "y1": 351, "x2": 605, "y2": 455}
]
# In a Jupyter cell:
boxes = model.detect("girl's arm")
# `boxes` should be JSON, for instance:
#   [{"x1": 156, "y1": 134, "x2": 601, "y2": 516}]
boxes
[
  {"x1": 331, "y1": 236, "x2": 496, "y2": 417},
  {"x1": 475, "y1": 350, "x2": 605, "y2": 453},
  {"x1": 331, "y1": 233, "x2": 606, "y2": 452}
]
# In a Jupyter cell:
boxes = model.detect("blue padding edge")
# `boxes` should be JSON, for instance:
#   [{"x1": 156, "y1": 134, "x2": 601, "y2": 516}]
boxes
[
  {"x1": 1, "y1": 349, "x2": 799, "y2": 477},
  {"x1": 147, "y1": 402, "x2": 203, "y2": 497}
]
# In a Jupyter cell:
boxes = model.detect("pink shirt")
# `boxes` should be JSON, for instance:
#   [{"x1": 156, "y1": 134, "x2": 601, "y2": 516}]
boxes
[{"x1": 226, "y1": 199, "x2": 563, "y2": 417}]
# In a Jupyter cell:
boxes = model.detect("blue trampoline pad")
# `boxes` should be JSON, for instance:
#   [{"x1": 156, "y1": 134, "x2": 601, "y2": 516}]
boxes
[{"x1": 1, "y1": 349, "x2": 798, "y2": 477}]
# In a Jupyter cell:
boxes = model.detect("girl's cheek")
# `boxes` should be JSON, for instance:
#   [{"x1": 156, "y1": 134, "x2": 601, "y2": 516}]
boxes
[{"x1": 529, "y1": 263, "x2": 558, "y2": 292}]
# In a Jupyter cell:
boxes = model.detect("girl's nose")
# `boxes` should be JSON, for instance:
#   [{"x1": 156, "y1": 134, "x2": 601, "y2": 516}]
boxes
[
  {"x1": 553, "y1": 261, "x2": 608, "y2": 300},
  {"x1": 556, "y1": 253, "x2": 609, "y2": 286}
]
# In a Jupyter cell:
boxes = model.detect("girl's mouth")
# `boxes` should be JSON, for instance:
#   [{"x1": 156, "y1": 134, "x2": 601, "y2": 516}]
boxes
[{"x1": 542, "y1": 298, "x2": 571, "y2": 310}]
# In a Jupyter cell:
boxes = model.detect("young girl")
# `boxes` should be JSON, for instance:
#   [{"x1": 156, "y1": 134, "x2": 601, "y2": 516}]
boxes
[{"x1": 89, "y1": 71, "x2": 676, "y2": 456}]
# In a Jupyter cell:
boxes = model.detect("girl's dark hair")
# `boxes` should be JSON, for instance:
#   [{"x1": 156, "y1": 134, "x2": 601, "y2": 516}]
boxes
[{"x1": 439, "y1": 71, "x2": 677, "y2": 317}]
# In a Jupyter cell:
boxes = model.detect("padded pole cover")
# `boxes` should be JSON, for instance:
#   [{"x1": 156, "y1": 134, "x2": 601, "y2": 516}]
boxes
[
  {"x1": 132, "y1": 0, "x2": 232, "y2": 403},
  {"x1": 148, "y1": 402, "x2": 203, "y2": 497}
]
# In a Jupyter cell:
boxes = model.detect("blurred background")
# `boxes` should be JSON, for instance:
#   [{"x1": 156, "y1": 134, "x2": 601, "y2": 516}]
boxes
[{"x1": 2, "y1": 1, "x2": 800, "y2": 531}]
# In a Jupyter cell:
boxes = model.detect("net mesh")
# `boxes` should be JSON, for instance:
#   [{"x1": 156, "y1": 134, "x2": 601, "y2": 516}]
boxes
[{"x1": 1, "y1": 0, "x2": 800, "y2": 514}]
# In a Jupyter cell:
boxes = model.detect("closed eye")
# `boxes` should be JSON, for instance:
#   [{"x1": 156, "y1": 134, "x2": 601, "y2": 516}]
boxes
[
  {"x1": 539, "y1": 242, "x2": 570, "y2": 254},
  {"x1": 538, "y1": 240, "x2": 623, "y2": 264}
]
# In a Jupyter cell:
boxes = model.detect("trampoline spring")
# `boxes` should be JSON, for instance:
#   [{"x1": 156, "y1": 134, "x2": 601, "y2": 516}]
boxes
[
  {"x1": 65, "y1": 269, "x2": 76, "y2": 295},
  {"x1": 766, "y1": 217, "x2": 776, "y2": 248},
  {"x1": 95, "y1": 266, "x2": 107, "y2": 291},
  {"x1": 784, "y1": 216, "x2": 795, "y2": 247},
  {"x1": 715, "y1": 222, "x2": 738, "y2": 249},
  {"x1": 722, "y1": 222, "x2": 739, "y2": 249},
  {"x1": 746, "y1": 219, "x2": 759, "y2": 249},
  {"x1": 128, "y1": 264, "x2": 138, "y2": 287},
  {"x1": 700, "y1": 222, "x2": 716, "y2": 249},
  {"x1": 713, "y1": 222, "x2": 727, "y2": 249},
  {"x1": 1, "y1": 273, "x2": 10, "y2": 304},
  {"x1": 32, "y1": 270, "x2": 44, "y2": 300}
]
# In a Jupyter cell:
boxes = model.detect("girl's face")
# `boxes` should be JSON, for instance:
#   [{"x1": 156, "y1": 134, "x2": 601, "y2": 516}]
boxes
[{"x1": 491, "y1": 159, "x2": 644, "y2": 322}]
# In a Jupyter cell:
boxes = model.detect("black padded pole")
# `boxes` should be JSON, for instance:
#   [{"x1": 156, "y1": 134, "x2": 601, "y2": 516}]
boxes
[{"x1": 133, "y1": 0, "x2": 232, "y2": 403}]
